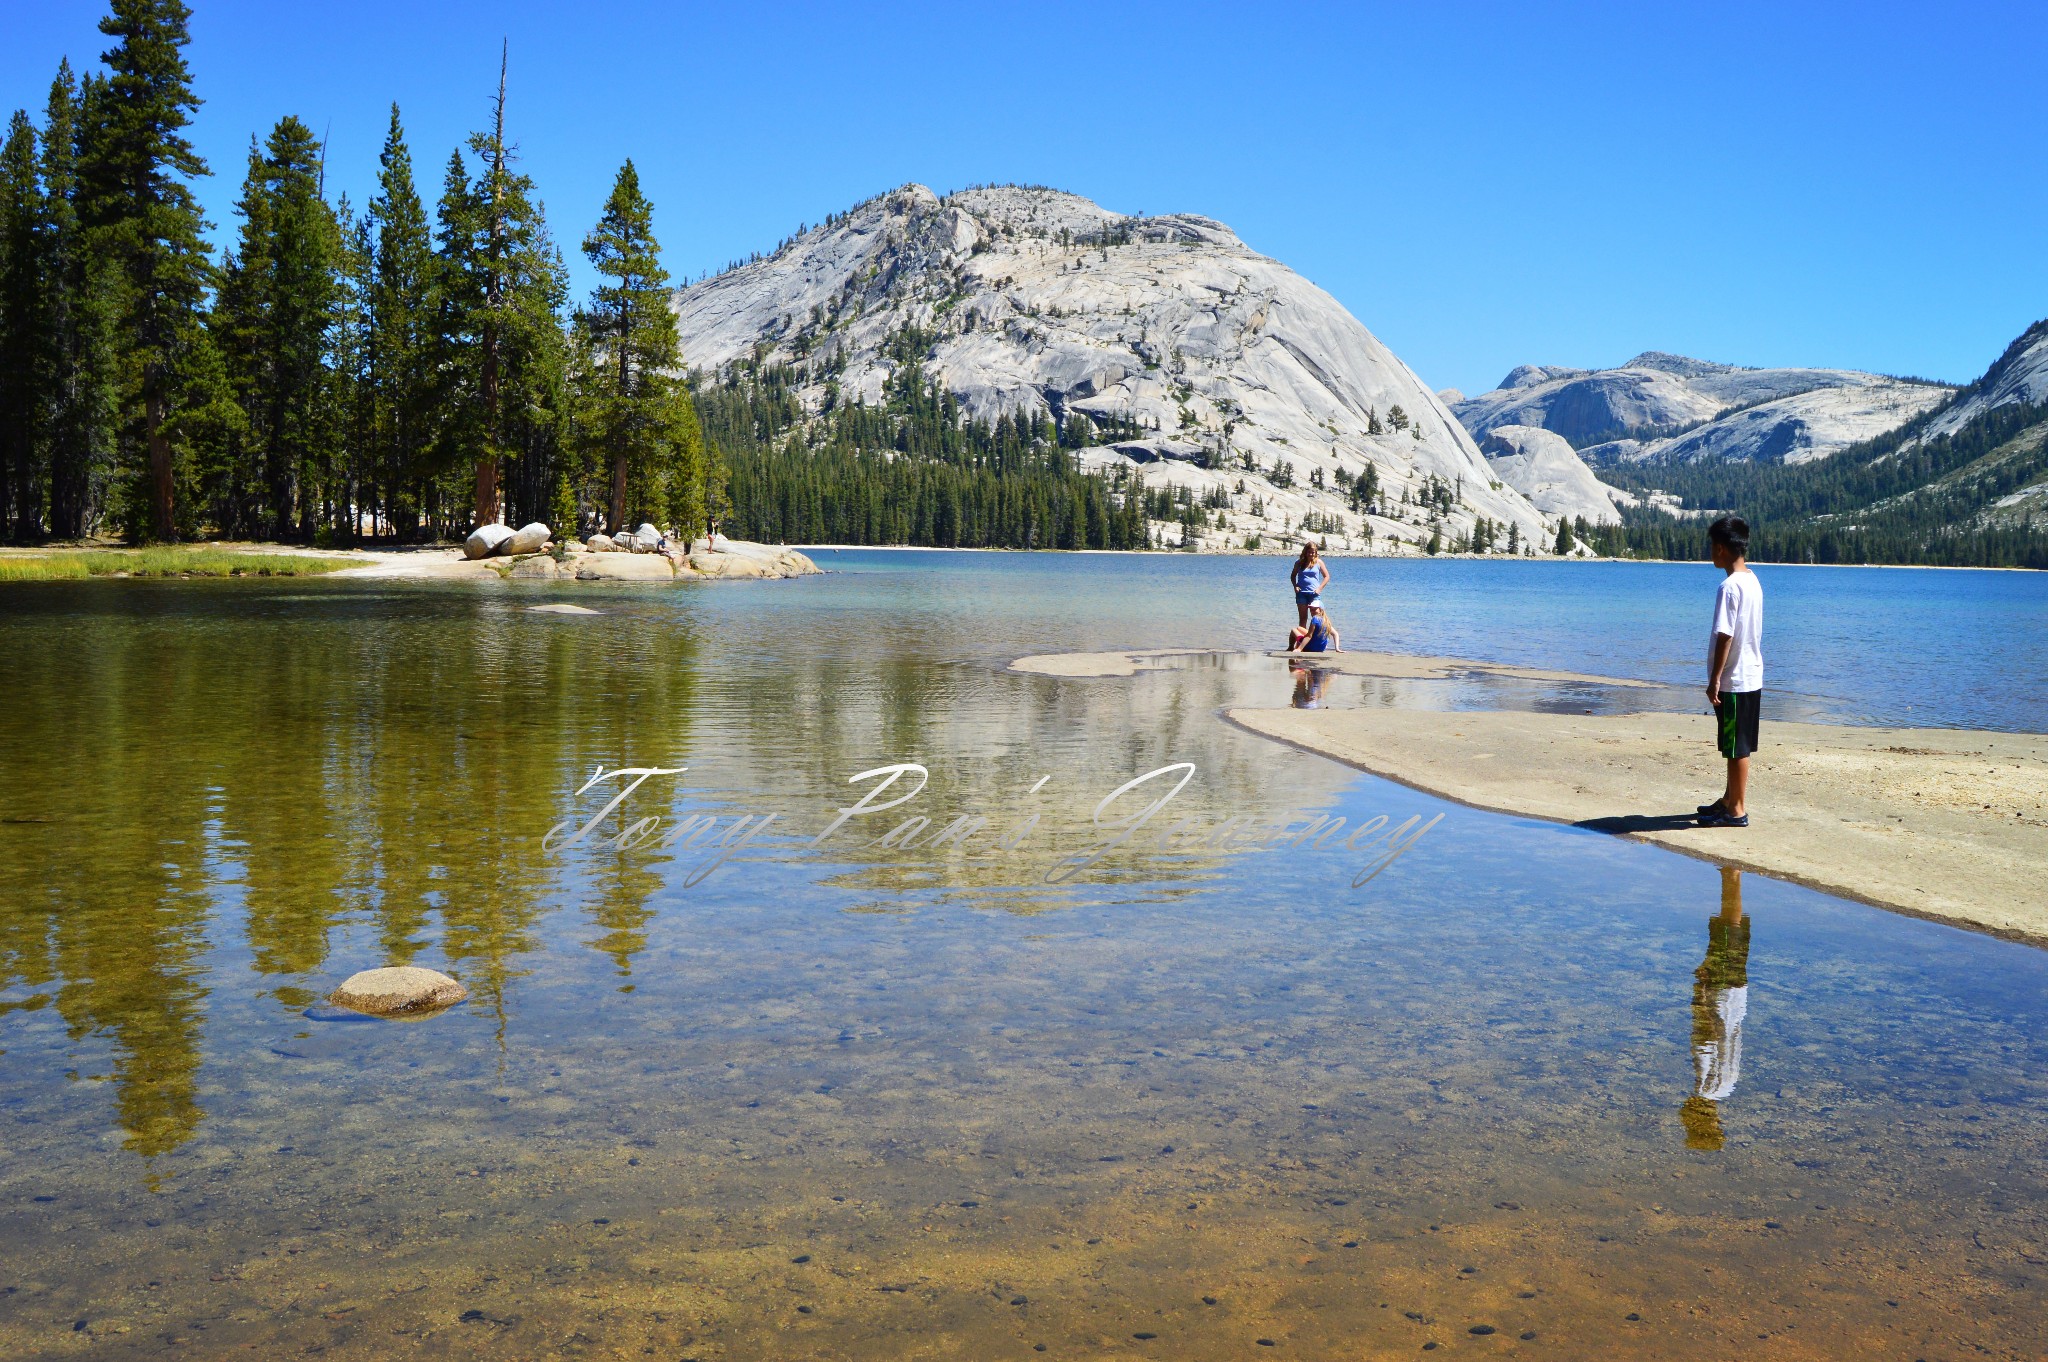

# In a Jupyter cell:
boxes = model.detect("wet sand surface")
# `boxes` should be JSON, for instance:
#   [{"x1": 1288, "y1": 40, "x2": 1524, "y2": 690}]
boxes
[
  {"x1": 1229, "y1": 704, "x2": 2048, "y2": 942},
  {"x1": 1013, "y1": 648, "x2": 1655, "y2": 687}
]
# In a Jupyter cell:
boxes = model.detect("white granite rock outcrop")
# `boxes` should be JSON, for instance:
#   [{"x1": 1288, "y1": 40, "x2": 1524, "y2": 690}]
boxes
[
  {"x1": 1479, "y1": 425, "x2": 1632, "y2": 525},
  {"x1": 463, "y1": 523, "x2": 515, "y2": 559},
  {"x1": 1454, "y1": 353, "x2": 1949, "y2": 466},
  {"x1": 1918, "y1": 319, "x2": 2048, "y2": 442},
  {"x1": 504, "y1": 521, "x2": 550, "y2": 555},
  {"x1": 575, "y1": 553, "x2": 675, "y2": 581},
  {"x1": 675, "y1": 184, "x2": 1553, "y2": 553}
]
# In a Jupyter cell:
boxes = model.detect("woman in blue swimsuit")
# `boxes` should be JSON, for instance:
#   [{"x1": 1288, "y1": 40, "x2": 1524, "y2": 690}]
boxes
[{"x1": 1290, "y1": 542, "x2": 1330, "y2": 627}]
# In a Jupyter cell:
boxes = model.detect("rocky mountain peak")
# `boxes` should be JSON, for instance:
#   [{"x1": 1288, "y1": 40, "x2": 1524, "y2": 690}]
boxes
[
  {"x1": 1621, "y1": 352, "x2": 1736, "y2": 378},
  {"x1": 676, "y1": 183, "x2": 1559, "y2": 552}
]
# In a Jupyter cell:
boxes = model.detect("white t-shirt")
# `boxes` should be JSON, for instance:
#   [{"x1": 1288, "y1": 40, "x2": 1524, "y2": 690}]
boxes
[{"x1": 1710, "y1": 568, "x2": 1764, "y2": 692}]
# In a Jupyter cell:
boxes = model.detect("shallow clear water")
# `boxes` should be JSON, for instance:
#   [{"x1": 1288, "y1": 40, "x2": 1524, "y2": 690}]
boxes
[{"x1": 0, "y1": 555, "x2": 2043, "y2": 1359}]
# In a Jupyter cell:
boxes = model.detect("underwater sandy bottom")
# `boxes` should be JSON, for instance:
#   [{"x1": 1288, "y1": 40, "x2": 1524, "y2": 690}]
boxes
[{"x1": 2, "y1": 575, "x2": 2045, "y2": 1359}]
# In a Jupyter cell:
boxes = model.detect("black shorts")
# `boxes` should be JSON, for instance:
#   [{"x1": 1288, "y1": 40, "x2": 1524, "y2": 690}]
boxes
[{"x1": 1717, "y1": 689, "x2": 1761, "y2": 759}]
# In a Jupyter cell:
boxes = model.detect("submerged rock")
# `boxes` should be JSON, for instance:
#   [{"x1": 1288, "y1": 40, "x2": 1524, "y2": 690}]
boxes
[
  {"x1": 529, "y1": 602, "x2": 600, "y2": 614},
  {"x1": 505, "y1": 521, "x2": 550, "y2": 555},
  {"x1": 463, "y1": 524, "x2": 515, "y2": 559},
  {"x1": 329, "y1": 966, "x2": 469, "y2": 1016}
]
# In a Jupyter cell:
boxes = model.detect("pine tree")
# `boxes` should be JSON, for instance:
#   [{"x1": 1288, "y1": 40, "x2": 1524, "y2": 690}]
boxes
[
  {"x1": 365, "y1": 105, "x2": 433, "y2": 538},
  {"x1": 435, "y1": 51, "x2": 567, "y2": 533},
  {"x1": 331, "y1": 200, "x2": 375, "y2": 540},
  {"x1": 41, "y1": 62, "x2": 117, "y2": 540},
  {"x1": 0, "y1": 110, "x2": 47, "y2": 541},
  {"x1": 215, "y1": 117, "x2": 342, "y2": 539},
  {"x1": 85, "y1": 0, "x2": 213, "y2": 540},
  {"x1": 1553, "y1": 518, "x2": 1572, "y2": 555},
  {"x1": 572, "y1": 158, "x2": 702, "y2": 535}
]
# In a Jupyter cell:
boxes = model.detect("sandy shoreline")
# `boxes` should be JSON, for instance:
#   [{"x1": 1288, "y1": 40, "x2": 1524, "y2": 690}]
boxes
[
  {"x1": 1230, "y1": 705, "x2": 2048, "y2": 942},
  {"x1": 1014, "y1": 648, "x2": 2048, "y2": 943}
]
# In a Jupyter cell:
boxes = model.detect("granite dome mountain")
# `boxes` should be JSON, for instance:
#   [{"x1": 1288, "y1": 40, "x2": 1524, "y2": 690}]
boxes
[{"x1": 676, "y1": 184, "x2": 1555, "y2": 552}]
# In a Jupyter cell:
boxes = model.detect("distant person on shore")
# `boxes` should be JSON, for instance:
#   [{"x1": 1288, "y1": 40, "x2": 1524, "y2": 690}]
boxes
[
  {"x1": 1291, "y1": 542, "x2": 1330, "y2": 627},
  {"x1": 1286, "y1": 603, "x2": 1340, "y2": 654},
  {"x1": 1698, "y1": 515, "x2": 1763, "y2": 828}
]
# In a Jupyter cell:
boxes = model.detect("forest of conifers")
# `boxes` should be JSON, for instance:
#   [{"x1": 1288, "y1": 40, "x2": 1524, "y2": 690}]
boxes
[{"x1": 0, "y1": 0, "x2": 719, "y2": 546}]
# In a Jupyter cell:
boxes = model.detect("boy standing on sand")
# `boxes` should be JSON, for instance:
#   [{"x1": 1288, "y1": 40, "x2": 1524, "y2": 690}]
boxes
[{"x1": 1699, "y1": 515, "x2": 1763, "y2": 828}]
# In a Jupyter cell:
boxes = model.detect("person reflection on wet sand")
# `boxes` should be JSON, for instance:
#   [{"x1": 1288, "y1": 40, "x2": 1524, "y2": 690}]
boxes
[
  {"x1": 1680, "y1": 866, "x2": 1750, "y2": 1150},
  {"x1": 1289, "y1": 664, "x2": 1330, "y2": 710}
]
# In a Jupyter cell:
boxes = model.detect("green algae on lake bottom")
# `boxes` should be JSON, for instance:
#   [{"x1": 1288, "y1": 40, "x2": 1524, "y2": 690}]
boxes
[{"x1": 0, "y1": 563, "x2": 2044, "y2": 1358}]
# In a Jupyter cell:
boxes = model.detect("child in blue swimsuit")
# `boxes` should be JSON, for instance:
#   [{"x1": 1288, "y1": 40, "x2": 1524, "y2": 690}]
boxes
[{"x1": 1286, "y1": 604, "x2": 1341, "y2": 653}]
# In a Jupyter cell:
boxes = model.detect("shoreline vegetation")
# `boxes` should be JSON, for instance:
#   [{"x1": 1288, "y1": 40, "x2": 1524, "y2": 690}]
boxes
[
  {"x1": 0, "y1": 537, "x2": 817, "y2": 582},
  {"x1": 0, "y1": 543, "x2": 361, "y2": 580},
  {"x1": 1014, "y1": 648, "x2": 2048, "y2": 943}
]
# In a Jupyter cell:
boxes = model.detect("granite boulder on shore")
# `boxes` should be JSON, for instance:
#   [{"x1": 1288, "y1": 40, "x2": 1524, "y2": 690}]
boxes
[{"x1": 334, "y1": 537, "x2": 821, "y2": 583}]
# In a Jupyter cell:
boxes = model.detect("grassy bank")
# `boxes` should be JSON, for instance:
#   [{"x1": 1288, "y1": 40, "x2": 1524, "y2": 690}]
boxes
[{"x1": 0, "y1": 546, "x2": 363, "y2": 582}]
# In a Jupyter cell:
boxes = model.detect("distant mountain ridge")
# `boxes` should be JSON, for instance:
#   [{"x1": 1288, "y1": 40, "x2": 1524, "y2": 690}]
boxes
[
  {"x1": 1580, "y1": 319, "x2": 2048, "y2": 568},
  {"x1": 1453, "y1": 353, "x2": 1951, "y2": 466}
]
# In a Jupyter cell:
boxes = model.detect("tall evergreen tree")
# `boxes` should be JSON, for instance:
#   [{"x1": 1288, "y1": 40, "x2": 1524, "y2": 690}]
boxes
[
  {"x1": 0, "y1": 111, "x2": 48, "y2": 540},
  {"x1": 471, "y1": 52, "x2": 509, "y2": 529},
  {"x1": 332, "y1": 200, "x2": 375, "y2": 541},
  {"x1": 572, "y1": 158, "x2": 702, "y2": 534},
  {"x1": 41, "y1": 63, "x2": 118, "y2": 540},
  {"x1": 433, "y1": 53, "x2": 567, "y2": 532},
  {"x1": 365, "y1": 104, "x2": 433, "y2": 538},
  {"x1": 85, "y1": 0, "x2": 213, "y2": 540},
  {"x1": 214, "y1": 119, "x2": 341, "y2": 539}
]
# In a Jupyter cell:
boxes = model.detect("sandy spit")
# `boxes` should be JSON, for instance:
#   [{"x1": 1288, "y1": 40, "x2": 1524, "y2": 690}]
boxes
[
  {"x1": 1226, "y1": 704, "x2": 2048, "y2": 943},
  {"x1": 1011, "y1": 647, "x2": 1653, "y2": 688}
]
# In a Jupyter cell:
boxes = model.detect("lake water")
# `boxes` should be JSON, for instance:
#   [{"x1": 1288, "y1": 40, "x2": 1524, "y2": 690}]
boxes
[{"x1": 1, "y1": 552, "x2": 2043, "y2": 1359}]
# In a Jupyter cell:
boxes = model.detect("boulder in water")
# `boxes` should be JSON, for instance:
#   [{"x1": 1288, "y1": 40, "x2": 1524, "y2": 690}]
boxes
[
  {"x1": 329, "y1": 966, "x2": 468, "y2": 1016},
  {"x1": 464, "y1": 524, "x2": 515, "y2": 559},
  {"x1": 505, "y1": 521, "x2": 550, "y2": 555}
]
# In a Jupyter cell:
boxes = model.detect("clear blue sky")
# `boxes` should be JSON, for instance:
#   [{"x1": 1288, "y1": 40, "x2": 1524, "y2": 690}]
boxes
[{"x1": 6, "y1": 0, "x2": 2044, "y2": 395}]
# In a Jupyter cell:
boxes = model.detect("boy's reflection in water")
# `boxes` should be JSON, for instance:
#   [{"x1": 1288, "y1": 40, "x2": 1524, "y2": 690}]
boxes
[
  {"x1": 1290, "y1": 665, "x2": 1330, "y2": 710},
  {"x1": 1681, "y1": 866, "x2": 1751, "y2": 1150}
]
